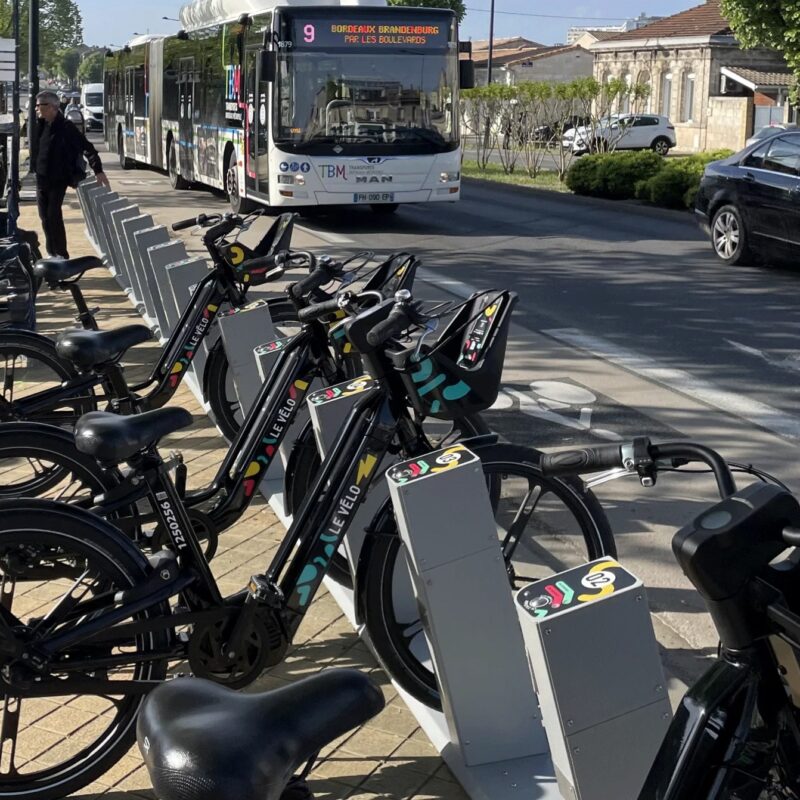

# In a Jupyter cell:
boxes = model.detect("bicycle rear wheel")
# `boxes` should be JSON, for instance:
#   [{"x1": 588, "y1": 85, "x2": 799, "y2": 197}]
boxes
[
  {"x1": 361, "y1": 442, "x2": 614, "y2": 709},
  {"x1": 0, "y1": 500, "x2": 171, "y2": 800},
  {"x1": 0, "y1": 332, "x2": 97, "y2": 427},
  {"x1": 0, "y1": 421, "x2": 115, "y2": 500}
]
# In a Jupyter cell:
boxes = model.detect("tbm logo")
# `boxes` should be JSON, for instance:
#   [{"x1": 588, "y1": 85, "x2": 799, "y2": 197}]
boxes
[
  {"x1": 322, "y1": 165, "x2": 347, "y2": 179},
  {"x1": 356, "y1": 176, "x2": 392, "y2": 183}
]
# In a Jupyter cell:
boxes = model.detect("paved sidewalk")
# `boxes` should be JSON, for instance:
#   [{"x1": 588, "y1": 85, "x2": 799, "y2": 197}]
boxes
[{"x1": 16, "y1": 188, "x2": 467, "y2": 800}]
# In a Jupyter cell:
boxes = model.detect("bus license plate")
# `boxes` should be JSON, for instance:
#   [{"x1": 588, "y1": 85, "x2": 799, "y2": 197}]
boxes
[{"x1": 353, "y1": 192, "x2": 395, "y2": 203}]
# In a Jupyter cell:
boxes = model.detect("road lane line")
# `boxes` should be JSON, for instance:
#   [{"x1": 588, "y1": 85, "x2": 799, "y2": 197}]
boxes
[
  {"x1": 296, "y1": 225, "x2": 355, "y2": 245},
  {"x1": 417, "y1": 268, "x2": 480, "y2": 300},
  {"x1": 544, "y1": 328, "x2": 800, "y2": 443}
]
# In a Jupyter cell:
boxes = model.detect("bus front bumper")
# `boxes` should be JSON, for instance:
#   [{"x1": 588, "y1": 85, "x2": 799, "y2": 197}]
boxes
[{"x1": 272, "y1": 187, "x2": 461, "y2": 206}]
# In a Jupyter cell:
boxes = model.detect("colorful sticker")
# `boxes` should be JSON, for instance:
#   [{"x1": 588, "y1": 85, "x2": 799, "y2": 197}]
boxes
[
  {"x1": 387, "y1": 444, "x2": 477, "y2": 486},
  {"x1": 308, "y1": 375, "x2": 377, "y2": 405},
  {"x1": 516, "y1": 559, "x2": 638, "y2": 620},
  {"x1": 254, "y1": 337, "x2": 292, "y2": 356}
]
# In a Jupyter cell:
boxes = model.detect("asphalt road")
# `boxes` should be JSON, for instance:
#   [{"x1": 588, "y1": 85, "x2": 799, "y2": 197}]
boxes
[{"x1": 94, "y1": 140, "x2": 800, "y2": 696}]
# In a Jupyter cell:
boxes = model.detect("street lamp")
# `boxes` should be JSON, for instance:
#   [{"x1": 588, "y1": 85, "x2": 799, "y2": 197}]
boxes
[
  {"x1": 486, "y1": 0, "x2": 495, "y2": 85},
  {"x1": 162, "y1": 16, "x2": 180, "y2": 22}
]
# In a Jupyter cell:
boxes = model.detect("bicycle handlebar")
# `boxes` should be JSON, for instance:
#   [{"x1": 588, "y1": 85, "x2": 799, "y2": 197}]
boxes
[
  {"x1": 540, "y1": 438, "x2": 738, "y2": 499},
  {"x1": 172, "y1": 213, "x2": 214, "y2": 231},
  {"x1": 366, "y1": 305, "x2": 412, "y2": 348},
  {"x1": 297, "y1": 297, "x2": 342, "y2": 323}
]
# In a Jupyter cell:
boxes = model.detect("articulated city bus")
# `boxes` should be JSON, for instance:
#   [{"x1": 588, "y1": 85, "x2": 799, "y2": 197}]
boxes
[{"x1": 104, "y1": 0, "x2": 474, "y2": 214}]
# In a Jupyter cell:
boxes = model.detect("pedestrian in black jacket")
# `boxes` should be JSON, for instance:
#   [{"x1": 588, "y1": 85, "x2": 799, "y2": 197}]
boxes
[{"x1": 31, "y1": 90, "x2": 110, "y2": 258}]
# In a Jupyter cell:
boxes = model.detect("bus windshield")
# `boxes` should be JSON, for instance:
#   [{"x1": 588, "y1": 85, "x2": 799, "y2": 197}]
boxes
[{"x1": 276, "y1": 51, "x2": 458, "y2": 153}]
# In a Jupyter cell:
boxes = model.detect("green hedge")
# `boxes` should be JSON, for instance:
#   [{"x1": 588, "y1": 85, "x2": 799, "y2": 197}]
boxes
[{"x1": 566, "y1": 149, "x2": 734, "y2": 209}]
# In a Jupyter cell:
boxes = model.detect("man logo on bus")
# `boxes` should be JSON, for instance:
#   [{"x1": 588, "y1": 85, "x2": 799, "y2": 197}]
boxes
[{"x1": 321, "y1": 164, "x2": 347, "y2": 179}]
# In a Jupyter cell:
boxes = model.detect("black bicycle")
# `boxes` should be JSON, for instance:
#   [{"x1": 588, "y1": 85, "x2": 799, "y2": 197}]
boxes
[
  {"x1": 0, "y1": 210, "x2": 298, "y2": 430},
  {"x1": 0, "y1": 288, "x2": 613, "y2": 799},
  {"x1": 0, "y1": 249, "x2": 481, "y2": 586},
  {"x1": 539, "y1": 437, "x2": 800, "y2": 799}
]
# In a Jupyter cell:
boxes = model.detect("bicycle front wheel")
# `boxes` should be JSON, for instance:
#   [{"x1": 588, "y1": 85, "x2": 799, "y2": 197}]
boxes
[
  {"x1": 361, "y1": 442, "x2": 614, "y2": 709},
  {"x1": 0, "y1": 499, "x2": 170, "y2": 800}
]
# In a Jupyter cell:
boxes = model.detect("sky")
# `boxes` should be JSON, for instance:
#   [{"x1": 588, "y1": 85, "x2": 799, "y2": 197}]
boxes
[{"x1": 77, "y1": 0, "x2": 698, "y2": 48}]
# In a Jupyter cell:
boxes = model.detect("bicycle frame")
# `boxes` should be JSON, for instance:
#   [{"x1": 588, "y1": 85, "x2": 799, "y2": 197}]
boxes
[
  {"x1": 6, "y1": 379, "x2": 406, "y2": 698},
  {"x1": 5, "y1": 271, "x2": 238, "y2": 421}
]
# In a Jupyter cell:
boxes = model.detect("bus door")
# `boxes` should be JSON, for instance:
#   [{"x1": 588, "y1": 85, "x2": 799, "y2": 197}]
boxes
[
  {"x1": 178, "y1": 57, "x2": 195, "y2": 179},
  {"x1": 124, "y1": 67, "x2": 134, "y2": 146},
  {"x1": 244, "y1": 47, "x2": 270, "y2": 197}
]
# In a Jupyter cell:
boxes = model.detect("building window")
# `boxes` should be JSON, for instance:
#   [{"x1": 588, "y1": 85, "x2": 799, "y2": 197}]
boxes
[
  {"x1": 681, "y1": 71, "x2": 695, "y2": 122},
  {"x1": 620, "y1": 72, "x2": 632, "y2": 114},
  {"x1": 661, "y1": 72, "x2": 672, "y2": 118},
  {"x1": 637, "y1": 70, "x2": 652, "y2": 112}
]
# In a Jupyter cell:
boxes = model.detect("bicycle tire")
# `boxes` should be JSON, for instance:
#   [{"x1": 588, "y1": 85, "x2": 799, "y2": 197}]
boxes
[
  {"x1": 205, "y1": 299, "x2": 302, "y2": 442},
  {"x1": 0, "y1": 498, "x2": 171, "y2": 800},
  {"x1": 0, "y1": 421, "x2": 117, "y2": 499},
  {"x1": 361, "y1": 442, "x2": 615, "y2": 709},
  {"x1": 285, "y1": 413, "x2": 491, "y2": 586},
  {"x1": 0, "y1": 331, "x2": 97, "y2": 426}
]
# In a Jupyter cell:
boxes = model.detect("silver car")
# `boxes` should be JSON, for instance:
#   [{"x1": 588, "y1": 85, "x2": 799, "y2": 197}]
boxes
[{"x1": 745, "y1": 123, "x2": 799, "y2": 149}]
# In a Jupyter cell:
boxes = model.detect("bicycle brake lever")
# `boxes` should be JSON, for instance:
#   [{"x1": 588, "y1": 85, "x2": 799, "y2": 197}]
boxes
[{"x1": 413, "y1": 318, "x2": 439, "y2": 360}]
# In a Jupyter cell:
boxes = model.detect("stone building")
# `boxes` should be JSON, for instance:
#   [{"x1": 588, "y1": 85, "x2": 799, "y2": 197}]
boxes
[
  {"x1": 590, "y1": 0, "x2": 796, "y2": 152},
  {"x1": 473, "y1": 41, "x2": 593, "y2": 86}
]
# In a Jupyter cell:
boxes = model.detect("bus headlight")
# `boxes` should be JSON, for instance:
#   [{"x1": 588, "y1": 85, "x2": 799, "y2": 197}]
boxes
[
  {"x1": 440, "y1": 171, "x2": 460, "y2": 182},
  {"x1": 294, "y1": 174, "x2": 306, "y2": 186},
  {"x1": 278, "y1": 175, "x2": 295, "y2": 184}
]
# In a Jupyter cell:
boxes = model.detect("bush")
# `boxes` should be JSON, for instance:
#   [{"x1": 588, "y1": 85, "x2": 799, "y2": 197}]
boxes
[
  {"x1": 595, "y1": 151, "x2": 664, "y2": 199},
  {"x1": 564, "y1": 155, "x2": 604, "y2": 195},
  {"x1": 566, "y1": 148, "x2": 736, "y2": 209},
  {"x1": 566, "y1": 150, "x2": 665, "y2": 200}
]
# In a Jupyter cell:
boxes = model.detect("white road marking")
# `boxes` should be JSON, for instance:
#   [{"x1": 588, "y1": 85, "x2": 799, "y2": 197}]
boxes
[
  {"x1": 296, "y1": 224, "x2": 355, "y2": 245},
  {"x1": 417, "y1": 267, "x2": 480, "y2": 300},
  {"x1": 726, "y1": 339, "x2": 800, "y2": 375},
  {"x1": 545, "y1": 328, "x2": 800, "y2": 443}
]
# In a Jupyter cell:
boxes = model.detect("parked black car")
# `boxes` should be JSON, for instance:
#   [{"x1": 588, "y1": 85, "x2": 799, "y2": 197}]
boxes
[{"x1": 695, "y1": 130, "x2": 800, "y2": 266}]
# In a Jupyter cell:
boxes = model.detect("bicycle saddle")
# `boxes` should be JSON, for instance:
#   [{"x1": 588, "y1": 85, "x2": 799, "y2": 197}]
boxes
[
  {"x1": 33, "y1": 255, "x2": 104, "y2": 286},
  {"x1": 138, "y1": 669, "x2": 385, "y2": 800},
  {"x1": 56, "y1": 324, "x2": 152, "y2": 370},
  {"x1": 75, "y1": 407, "x2": 193, "y2": 463}
]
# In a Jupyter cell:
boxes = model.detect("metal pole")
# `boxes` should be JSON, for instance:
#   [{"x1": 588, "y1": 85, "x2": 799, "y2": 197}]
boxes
[
  {"x1": 486, "y1": 0, "x2": 495, "y2": 85},
  {"x1": 27, "y1": 0, "x2": 39, "y2": 148},
  {"x1": 8, "y1": 0, "x2": 20, "y2": 235}
]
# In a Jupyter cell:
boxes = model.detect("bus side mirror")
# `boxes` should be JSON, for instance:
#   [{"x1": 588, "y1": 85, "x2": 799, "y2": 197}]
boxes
[
  {"x1": 261, "y1": 50, "x2": 276, "y2": 82},
  {"x1": 459, "y1": 59, "x2": 475, "y2": 90}
]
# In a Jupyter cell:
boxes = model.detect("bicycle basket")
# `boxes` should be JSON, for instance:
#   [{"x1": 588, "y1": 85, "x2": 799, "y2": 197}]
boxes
[
  {"x1": 363, "y1": 253, "x2": 419, "y2": 297},
  {"x1": 391, "y1": 290, "x2": 517, "y2": 421},
  {"x1": 219, "y1": 213, "x2": 295, "y2": 286}
]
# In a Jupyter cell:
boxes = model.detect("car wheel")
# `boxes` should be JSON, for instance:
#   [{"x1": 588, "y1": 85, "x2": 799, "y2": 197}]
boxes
[
  {"x1": 711, "y1": 205, "x2": 752, "y2": 266},
  {"x1": 651, "y1": 137, "x2": 671, "y2": 156}
]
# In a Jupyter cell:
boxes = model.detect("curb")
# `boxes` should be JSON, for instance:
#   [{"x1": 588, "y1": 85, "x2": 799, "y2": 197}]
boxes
[{"x1": 461, "y1": 176, "x2": 697, "y2": 226}]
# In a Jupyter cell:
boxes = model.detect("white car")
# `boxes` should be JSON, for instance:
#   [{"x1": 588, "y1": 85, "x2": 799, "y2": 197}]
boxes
[{"x1": 562, "y1": 114, "x2": 676, "y2": 156}]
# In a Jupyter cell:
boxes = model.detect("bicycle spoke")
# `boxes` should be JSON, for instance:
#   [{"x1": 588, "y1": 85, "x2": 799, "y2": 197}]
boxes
[
  {"x1": 0, "y1": 695, "x2": 20, "y2": 776},
  {"x1": 501, "y1": 483, "x2": 543, "y2": 561},
  {"x1": 31, "y1": 568, "x2": 97, "y2": 634}
]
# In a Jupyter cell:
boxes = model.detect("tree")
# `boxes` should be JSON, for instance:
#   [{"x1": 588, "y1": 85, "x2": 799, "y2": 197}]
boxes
[
  {"x1": 720, "y1": 0, "x2": 800, "y2": 101},
  {"x1": 0, "y1": 0, "x2": 83, "y2": 76},
  {"x1": 387, "y1": 0, "x2": 466, "y2": 23},
  {"x1": 58, "y1": 47, "x2": 81, "y2": 83},
  {"x1": 78, "y1": 49, "x2": 105, "y2": 84}
]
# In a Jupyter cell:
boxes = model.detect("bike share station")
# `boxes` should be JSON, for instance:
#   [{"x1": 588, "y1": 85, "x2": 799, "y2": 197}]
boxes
[{"x1": 76, "y1": 176, "x2": 674, "y2": 799}]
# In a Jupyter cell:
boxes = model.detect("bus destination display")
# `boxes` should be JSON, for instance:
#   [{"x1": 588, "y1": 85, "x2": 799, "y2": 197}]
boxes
[{"x1": 291, "y1": 18, "x2": 450, "y2": 49}]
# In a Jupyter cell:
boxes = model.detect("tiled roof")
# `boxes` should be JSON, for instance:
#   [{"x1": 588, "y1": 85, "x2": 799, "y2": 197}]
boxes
[
  {"x1": 473, "y1": 43, "x2": 582, "y2": 67},
  {"x1": 582, "y1": 30, "x2": 619, "y2": 41},
  {"x1": 471, "y1": 36, "x2": 544, "y2": 52},
  {"x1": 725, "y1": 67, "x2": 797, "y2": 88},
  {"x1": 604, "y1": 1, "x2": 732, "y2": 41}
]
